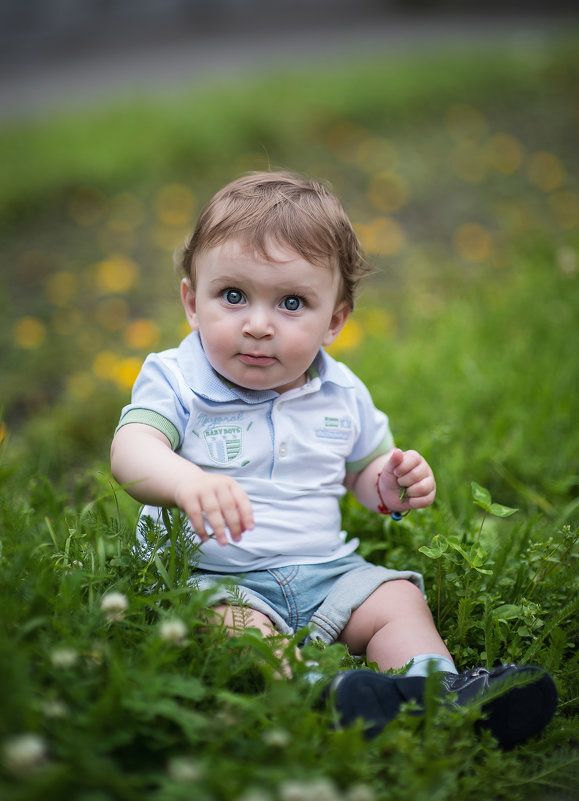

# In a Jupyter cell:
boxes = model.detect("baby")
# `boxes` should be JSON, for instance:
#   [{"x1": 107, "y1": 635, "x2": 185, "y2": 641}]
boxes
[{"x1": 111, "y1": 171, "x2": 556, "y2": 747}]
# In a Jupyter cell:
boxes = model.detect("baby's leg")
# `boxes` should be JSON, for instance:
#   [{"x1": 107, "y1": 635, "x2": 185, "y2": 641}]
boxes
[
  {"x1": 338, "y1": 579, "x2": 453, "y2": 672},
  {"x1": 212, "y1": 603, "x2": 278, "y2": 637},
  {"x1": 210, "y1": 604, "x2": 296, "y2": 677}
]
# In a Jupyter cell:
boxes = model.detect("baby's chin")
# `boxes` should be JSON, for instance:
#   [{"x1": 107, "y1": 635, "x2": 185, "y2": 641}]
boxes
[{"x1": 216, "y1": 367, "x2": 308, "y2": 395}]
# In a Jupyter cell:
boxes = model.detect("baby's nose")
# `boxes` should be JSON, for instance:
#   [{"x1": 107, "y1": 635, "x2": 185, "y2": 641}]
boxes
[{"x1": 242, "y1": 306, "x2": 274, "y2": 338}]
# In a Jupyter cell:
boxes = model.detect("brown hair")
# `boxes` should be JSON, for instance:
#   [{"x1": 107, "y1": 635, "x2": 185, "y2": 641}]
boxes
[{"x1": 179, "y1": 171, "x2": 370, "y2": 309}]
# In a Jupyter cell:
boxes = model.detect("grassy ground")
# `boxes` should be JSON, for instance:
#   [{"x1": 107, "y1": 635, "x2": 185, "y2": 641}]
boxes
[{"x1": 0, "y1": 30, "x2": 578, "y2": 801}]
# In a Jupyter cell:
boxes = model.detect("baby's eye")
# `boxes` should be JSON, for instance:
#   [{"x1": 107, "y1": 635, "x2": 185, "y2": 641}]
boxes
[
  {"x1": 281, "y1": 295, "x2": 304, "y2": 312},
  {"x1": 223, "y1": 288, "x2": 245, "y2": 305}
]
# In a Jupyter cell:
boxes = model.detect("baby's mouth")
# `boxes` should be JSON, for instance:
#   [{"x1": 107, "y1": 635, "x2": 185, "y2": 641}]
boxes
[{"x1": 238, "y1": 353, "x2": 276, "y2": 366}]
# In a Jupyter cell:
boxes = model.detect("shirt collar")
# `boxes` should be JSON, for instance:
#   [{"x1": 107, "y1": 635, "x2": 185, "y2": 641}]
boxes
[{"x1": 176, "y1": 331, "x2": 353, "y2": 404}]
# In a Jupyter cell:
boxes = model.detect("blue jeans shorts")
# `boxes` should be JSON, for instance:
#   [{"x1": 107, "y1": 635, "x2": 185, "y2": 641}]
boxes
[{"x1": 191, "y1": 552, "x2": 424, "y2": 645}]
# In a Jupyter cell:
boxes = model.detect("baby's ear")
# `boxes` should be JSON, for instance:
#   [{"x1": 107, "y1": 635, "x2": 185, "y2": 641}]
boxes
[
  {"x1": 180, "y1": 278, "x2": 199, "y2": 330},
  {"x1": 322, "y1": 301, "x2": 350, "y2": 348}
]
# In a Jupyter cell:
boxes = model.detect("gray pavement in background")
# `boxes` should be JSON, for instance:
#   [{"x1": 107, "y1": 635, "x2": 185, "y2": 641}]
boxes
[{"x1": 0, "y1": 11, "x2": 577, "y2": 125}]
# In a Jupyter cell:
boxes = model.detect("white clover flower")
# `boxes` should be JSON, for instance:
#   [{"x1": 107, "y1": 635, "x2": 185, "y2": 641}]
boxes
[
  {"x1": 345, "y1": 785, "x2": 375, "y2": 801},
  {"x1": 42, "y1": 699, "x2": 68, "y2": 719},
  {"x1": 159, "y1": 618, "x2": 188, "y2": 645},
  {"x1": 280, "y1": 780, "x2": 340, "y2": 801},
  {"x1": 3, "y1": 734, "x2": 48, "y2": 777},
  {"x1": 279, "y1": 782, "x2": 309, "y2": 801},
  {"x1": 306, "y1": 779, "x2": 341, "y2": 801},
  {"x1": 100, "y1": 591, "x2": 129, "y2": 622},
  {"x1": 262, "y1": 727, "x2": 290, "y2": 748},
  {"x1": 50, "y1": 647, "x2": 78, "y2": 669},
  {"x1": 167, "y1": 755, "x2": 203, "y2": 782}
]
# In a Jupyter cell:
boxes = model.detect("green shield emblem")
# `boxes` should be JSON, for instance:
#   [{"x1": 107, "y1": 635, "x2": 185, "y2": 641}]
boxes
[{"x1": 204, "y1": 425, "x2": 242, "y2": 464}]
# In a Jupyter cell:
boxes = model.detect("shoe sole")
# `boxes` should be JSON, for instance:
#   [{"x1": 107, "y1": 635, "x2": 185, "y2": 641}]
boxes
[
  {"x1": 477, "y1": 666, "x2": 558, "y2": 749},
  {"x1": 330, "y1": 666, "x2": 558, "y2": 747}
]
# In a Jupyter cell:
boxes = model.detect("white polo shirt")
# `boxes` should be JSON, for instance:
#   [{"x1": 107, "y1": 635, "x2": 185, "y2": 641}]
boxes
[{"x1": 117, "y1": 332, "x2": 393, "y2": 571}]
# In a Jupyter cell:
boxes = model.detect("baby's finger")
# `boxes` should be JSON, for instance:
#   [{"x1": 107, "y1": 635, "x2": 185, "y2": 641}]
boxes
[
  {"x1": 229, "y1": 483, "x2": 254, "y2": 538},
  {"x1": 392, "y1": 449, "x2": 423, "y2": 479},
  {"x1": 405, "y1": 477, "x2": 436, "y2": 508},
  {"x1": 200, "y1": 493, "x2": 231, "y2": 546},
  {"x1": 183, "y1": 499, "x2": 210, "y2": 543},
  {"x1": 214, "y1": 486, "x2": 247, "y2": 543},
  {"x1": 397, "y1": 463, "x2": 431, "y2": 492},
  {"x1": 387, "y1": 448, "x2": 405, "y2": 472}
]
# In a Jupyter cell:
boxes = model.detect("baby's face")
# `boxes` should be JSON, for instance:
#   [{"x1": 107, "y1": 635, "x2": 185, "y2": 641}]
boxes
[{"x1": 181, "y1": 239, "x2": 349, "y2": 394}]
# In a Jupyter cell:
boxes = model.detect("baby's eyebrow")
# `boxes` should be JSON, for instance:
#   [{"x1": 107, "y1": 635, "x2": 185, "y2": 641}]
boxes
[
  {"x1": 207, "y1": 275, "x2": 319, "y2": 296},
  {"x1": 207, "y1": 275, "x2": 242, "y2": 287}
]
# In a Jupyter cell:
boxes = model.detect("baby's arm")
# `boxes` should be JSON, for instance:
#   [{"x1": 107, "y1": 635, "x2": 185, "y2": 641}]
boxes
[
  {"x1": 345, "y1": 447, "x2": 436, "y2": 515},
  {"x1": 110, "y1": 423, "x2": 254, "y2": 545}
]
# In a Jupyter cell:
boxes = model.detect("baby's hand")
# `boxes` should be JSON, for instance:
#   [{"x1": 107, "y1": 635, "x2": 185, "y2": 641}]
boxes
[
  {"x1": 174, "y1": 472, "x2": 254, "y2": 546},
  {"x1": 378, "y1": 448, "x2": 436, "y2": 513}
]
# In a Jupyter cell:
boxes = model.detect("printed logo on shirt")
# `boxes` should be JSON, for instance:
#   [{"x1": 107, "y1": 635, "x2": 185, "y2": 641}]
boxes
[
  {"x1": 204, "y1": 425, "x2": 243, "y2": 464},
  {"x1": 314, "y1": 416, "x2": 352, "y2": 441}
]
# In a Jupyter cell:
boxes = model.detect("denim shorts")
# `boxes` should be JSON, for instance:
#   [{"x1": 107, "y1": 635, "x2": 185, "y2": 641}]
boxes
[{"x1": 191, "y1": 552, "x2": 424, "y2": 645}]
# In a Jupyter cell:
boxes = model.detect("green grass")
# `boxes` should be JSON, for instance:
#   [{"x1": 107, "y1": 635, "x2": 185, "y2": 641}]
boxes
[{"x1": 1, "y1": 29, "x2": 578, "y2": 801}]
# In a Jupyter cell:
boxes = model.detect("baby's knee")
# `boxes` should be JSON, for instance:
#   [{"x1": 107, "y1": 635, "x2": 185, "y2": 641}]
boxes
[{"x1": 380, "y1": 578, "x2": 426, "y2": 608}]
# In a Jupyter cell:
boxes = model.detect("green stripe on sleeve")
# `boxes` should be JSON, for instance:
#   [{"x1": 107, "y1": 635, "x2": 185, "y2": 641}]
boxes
[
  {"x1": 115, "y1": 409, "x2": 181, "y2": 450},
  {"x1": 346, "y1": 435, "x2": 394, "y2": 473}
]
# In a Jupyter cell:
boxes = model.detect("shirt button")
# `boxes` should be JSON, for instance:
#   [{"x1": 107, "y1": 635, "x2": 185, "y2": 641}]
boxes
[{"x1": 279, "y1": 443, "x2": 288, "y2": 457}]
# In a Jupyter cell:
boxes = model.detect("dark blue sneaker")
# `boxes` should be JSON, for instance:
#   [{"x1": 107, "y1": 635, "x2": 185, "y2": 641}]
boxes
[
  {"x1": 440, "y1": 663, "x2": 558, "y2": 749},
  {"x1": 327, "y1": 670, "x2": 426, "y2": 739},
  {"x1": 328, "y1": 663, "x2": 557, "y2": 748}
]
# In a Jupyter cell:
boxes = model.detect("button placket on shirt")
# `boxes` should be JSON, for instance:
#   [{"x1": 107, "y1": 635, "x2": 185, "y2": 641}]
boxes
[{"x1": 272, "y1": 380, "x2": 319, "y2": 466}]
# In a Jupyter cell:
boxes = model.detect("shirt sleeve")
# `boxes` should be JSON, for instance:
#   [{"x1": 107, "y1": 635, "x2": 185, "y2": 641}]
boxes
[
  {"x1": 115, "y1": 350, "x2": 190, "y2": 451},
  {"x1": 344, "y1": 370, "x2": 394, "y2": 473}
]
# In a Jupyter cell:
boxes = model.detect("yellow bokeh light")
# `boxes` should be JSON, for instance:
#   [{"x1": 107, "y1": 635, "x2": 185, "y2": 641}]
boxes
[
  {"x1": 548, "y1": 191, "x2": 579, "y2": 230},
  {"x1": 123, "y1": 319, "x2": 160, "y2": 350},
  {"x1": 114, "y1": 357, "x2": 143, "y2": 392},
  {"x1": 359, "y1": 307, "x2": 394, "y2": 337},
  {"x1": 445, "y1": 104, "x2": 488, "y2": 143},
  {"x1": 453, "y1": 223, "x2": 493, "y2": 262},
  {"x1": 368, "y1": 172, "x2": 410, "y2": 213},
  {"x1": 95, "y1": 256, "x2": 139, "y2": 294},
  {"x1": 155, "y1": 184, "x2": 196, "y2": 227},
  {"x1": 94, "y1": 297, "x2": 130, "y2": 331},
  {"x1": 68, "y1": 186, "x2": 107, "y2": 226},
  {"x1": 527, "y1": 151, "x2": 565, "y2": 192},
  {"x1": 92, "y1": 350, "x2": 119, "y2": 381},
  {"x1": 485, "y1": 133, "x2": 524, "y2": 174},
  {"x1": 0, "y1": 421, "x2": 7, "y2": 445},
  {"x1": 326, "y1": 318, "x2": 363, "y2": 354},
  {"x1": 451, "y1": 144, "x2": 488, "y2": 183},
  {"x1": 358, "y1": 217, "x2": 405, "y2": 256},
  {"x1": 45, "y1": 271, "x2": 78, "y2": 306},
  {"x1": 14, "y1": 316, "x2": 46, "y2": 348}
]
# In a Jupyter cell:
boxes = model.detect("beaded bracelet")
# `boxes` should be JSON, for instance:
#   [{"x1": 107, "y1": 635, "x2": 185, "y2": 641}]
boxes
[{"x1": 376, "y1": 472, "x2": 409, "y2": 521}]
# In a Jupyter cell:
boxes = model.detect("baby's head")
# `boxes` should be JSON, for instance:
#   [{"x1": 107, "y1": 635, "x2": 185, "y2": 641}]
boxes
[{"x1": 179, "y1": 171, "x2": 369, "y2": 310}]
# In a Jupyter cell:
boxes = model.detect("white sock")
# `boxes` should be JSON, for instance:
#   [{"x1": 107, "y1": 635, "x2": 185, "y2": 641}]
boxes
[
  {"x1": 404, "y1": 653, "x2": 458, "y2": 678},
  {"x1": 303, "y1": 661, "x2": 325, "y2": 685}
]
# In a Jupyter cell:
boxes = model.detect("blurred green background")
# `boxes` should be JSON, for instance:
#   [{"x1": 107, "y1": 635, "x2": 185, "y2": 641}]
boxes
[{"x1": 1, "y1": 7, "x2": 578, "y2": 517}]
